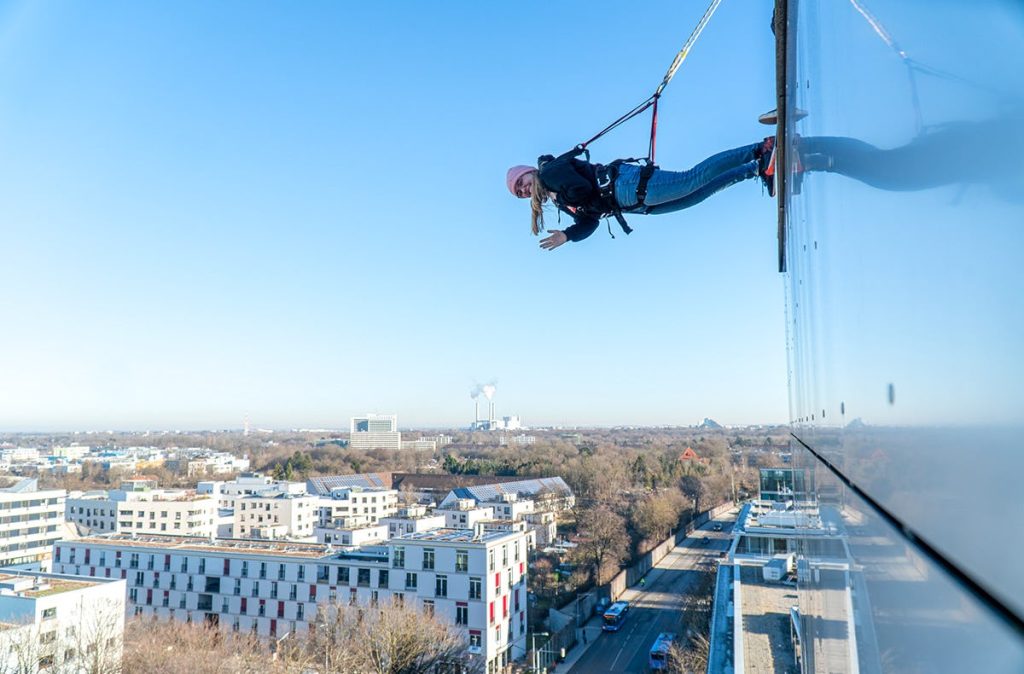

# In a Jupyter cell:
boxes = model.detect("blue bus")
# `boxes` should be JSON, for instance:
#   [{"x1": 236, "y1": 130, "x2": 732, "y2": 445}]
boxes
[
  {"x1": 601, "y1": 601, "x2": 630, "y2": 632},
  {"x1": 649, "y1": 632, "x2": 677, "y2": 670}
]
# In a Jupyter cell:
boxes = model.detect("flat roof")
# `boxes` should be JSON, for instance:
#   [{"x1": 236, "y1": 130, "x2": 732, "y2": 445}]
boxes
[
  {"x1": 394, "y1": 528, "x2": 519, "y2": 544},
  {"x1": 737, "y1": 566, "x2": 798, "y2": 673},
  {"x1": 67, "y1": 534, "x2": 334, "y2": 559},
  {"x1": 0, "y1": 573, "x2": 100, "y2": 598}
]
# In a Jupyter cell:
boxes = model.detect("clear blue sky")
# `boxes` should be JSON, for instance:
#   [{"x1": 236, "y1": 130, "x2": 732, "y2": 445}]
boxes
[{"x1": 0, "y1": 0, "x2": 787, "y2": 431}]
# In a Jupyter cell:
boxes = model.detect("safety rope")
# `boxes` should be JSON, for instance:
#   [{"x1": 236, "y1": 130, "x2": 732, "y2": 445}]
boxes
[
  {"x1": 848, "y1": 0, "x2": 1019, "y2": 133},
  {"x1": 577, "y1": 0, "x2": 725, "y2": 164}
]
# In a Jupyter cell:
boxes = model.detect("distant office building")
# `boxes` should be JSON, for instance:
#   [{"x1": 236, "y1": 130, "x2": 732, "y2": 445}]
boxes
[
  {"x1": 350, "y1": 414, "x2": 402, "y2": 450},
  {"x1": 0, "y1": 478, "x2": 66, "y2": 570},
  {"x1": 400, "y1": 439, "x2": 437, "y2": 452}
]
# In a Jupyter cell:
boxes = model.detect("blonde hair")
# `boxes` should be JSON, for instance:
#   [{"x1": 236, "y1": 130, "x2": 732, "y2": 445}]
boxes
[{"x1": 529, "y1": 171, "x2": 549, "y2": 236}]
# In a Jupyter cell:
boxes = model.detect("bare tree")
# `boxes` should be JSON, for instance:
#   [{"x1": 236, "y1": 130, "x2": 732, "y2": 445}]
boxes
[
  {"x1": 574, "y1": 504, "x2": 629, "y2": 585},
  {"x1": 121, "y1": 618, "x2": 276, "y2": 674},
  {"x1": 631, "y1": 490, "x2": 686, "y2": 544},
  {"x1": 303, "y1": 598, "x2": 478, "y2": 674}
]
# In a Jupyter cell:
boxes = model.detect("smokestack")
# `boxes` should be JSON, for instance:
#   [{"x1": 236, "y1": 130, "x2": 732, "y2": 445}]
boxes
[
  {"x1": 475, "y1": 400, "x2": 479, "y2": 423},
  {"x1": 489, "y1": 400, "x2": 495, "y2": 424}
]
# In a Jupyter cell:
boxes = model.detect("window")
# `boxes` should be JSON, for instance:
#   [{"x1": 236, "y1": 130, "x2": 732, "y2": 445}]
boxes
[
  {"x1": 456, "y1": 549, "x2": 469, "y2": 572},
  {"x1": 469, "y1": 631, "x2": 482, "y2": 648},
  {"x1": 456, "y1": 603, "x2": 468, "y2": 625},
  {"x1": 435, "y1": 574, "x2": 448, "y2": 598},
  {"x1": 392, "y1": 547, "x2": 405, "y2": 568},
  {"x1": 378, "y1": 569, "x2": 389, "y2": 588},
  {"x1": 405, "y1": 572, "x2": 418, "y2": 590},
  {"x1": 338, "y1": 567, "x2": 350, "y2": 584},
  {"x1": 488, "y1": 550, "x2": 494, "y2": 571},
  {"x1": 469, "y1": 577, "x2": 482, "y2": 600},
  {"x1": 423, "y1": 548, "x2": 435, "y2": 570},
  {"x1": 241, "y1": 561, "x2": 249, "y2": 577},
  {"x1": 502, "y1": 545, "x2": 507, "y2": 566},
  {"x1": 357, "y1": 568, "x2": 371, "y2": 587},
  {"x1": 423, "y1": 599, "x2": 434, "y2": 617},
  {"x1": 40, "y1": 631, "x2": 56, "y2": 644},
  {"x1": 42, "y1": 607, "x2": 56, "y2": 619}
]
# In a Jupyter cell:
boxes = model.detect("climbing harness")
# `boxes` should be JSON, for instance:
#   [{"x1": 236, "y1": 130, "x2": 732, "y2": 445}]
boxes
[{"x1": 568, "y1": 0, "x2": 725, "y2": 235}]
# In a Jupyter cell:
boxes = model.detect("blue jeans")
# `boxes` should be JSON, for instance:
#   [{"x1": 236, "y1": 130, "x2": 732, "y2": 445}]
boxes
[{"x1": 614, "y1": 142, "x2": 761, "y2": 214}]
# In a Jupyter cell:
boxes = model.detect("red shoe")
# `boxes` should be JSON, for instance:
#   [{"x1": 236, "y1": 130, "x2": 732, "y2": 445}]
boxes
[{"x1": 759, "y1": 143, "x2": 776, "y2": 198}]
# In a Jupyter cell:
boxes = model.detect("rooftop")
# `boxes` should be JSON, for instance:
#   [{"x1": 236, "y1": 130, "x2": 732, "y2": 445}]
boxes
[
  {"x1": 0, "y1": 573, "x2": 100, "y2": 599},
  {"x1": 737, "y1": 566, "x2": 799, "y2": 674},
  {"x1": 70, "y1": 534, "x2": 335, "y2": 559},
  {"x1": 395, "y1": 527, "x2": 519, "y2": 544}
]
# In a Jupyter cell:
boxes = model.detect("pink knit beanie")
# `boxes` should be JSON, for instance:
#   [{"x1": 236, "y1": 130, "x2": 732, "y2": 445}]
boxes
[{"x1": 506, "y1": 165, "x2": 536, "y2": 196}]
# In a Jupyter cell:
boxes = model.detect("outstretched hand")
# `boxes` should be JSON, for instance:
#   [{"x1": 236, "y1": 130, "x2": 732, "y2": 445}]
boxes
[{"x1": 539, "y1": 230, "x2": 568, "y2": 251}]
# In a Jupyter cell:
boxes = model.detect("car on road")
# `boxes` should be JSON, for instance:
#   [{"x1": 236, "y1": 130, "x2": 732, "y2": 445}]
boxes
[
  {"x1": 712, "y1": 522, "x2": 723, "y2": 531},
  {"x1": 702, "y1": 536, "x2": 710, "y2": 544}
]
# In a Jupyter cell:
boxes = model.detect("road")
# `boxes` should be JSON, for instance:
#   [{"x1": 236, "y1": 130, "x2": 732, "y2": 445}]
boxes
[{"x1": 567, "y1": 512, "x2": 735, "y2": 674}]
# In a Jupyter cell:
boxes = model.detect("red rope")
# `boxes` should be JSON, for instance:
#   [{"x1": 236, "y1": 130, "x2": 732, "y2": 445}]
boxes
[{"x1": 648, "y1": 95, "x2": 660, "y2": 164}]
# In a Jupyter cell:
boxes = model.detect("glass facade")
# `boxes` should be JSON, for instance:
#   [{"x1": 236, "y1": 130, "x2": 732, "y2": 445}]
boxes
[{"x1": 781, "y1": 0, "x2": 1024, "y2": 670}]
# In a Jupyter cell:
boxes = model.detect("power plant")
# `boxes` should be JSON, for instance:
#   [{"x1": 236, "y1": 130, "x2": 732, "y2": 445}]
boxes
[{"x1": 469, "y1": 383, "x2": 521, "y2": 431}]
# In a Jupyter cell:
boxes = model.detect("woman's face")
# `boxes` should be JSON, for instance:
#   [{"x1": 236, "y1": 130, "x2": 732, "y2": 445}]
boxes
[{"x1": 513, "y1": 171, "x2": 536, "y2": 198}]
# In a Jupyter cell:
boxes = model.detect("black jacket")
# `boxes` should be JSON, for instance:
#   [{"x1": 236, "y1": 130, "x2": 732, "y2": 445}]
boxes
[{"x1": 537, "y1": 152, "x2": 612, "y2": 242}]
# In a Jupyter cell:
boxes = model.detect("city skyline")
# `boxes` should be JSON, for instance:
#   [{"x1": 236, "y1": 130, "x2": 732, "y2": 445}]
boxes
[{"x1": 1, "y1": 1, "x2": 787, "y2": 431}]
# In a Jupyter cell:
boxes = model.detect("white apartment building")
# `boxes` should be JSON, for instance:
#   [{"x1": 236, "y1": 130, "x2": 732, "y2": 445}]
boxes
[
  {"x1": 317, "y1": 486, "x2": 398, "y2": 527},
  {"x1": 380, "y1": 505, "x2": 446, "y2": 539},
  {"x1": 0, "y1": 572, "x2": 125, "y2": 673},
  {"x1": 198, "y1": 473, "x2": 305, "y2": 509},
  {"x1": 234, "y1": 493, "x2": 318, "y2": 539},
  {"x1": 434, "y1": 500, "x2": 495, "y2": 530},
  {"x1": 479, "y1": 494, "x2": 535, "y2": 521},
  {"x1": 349, "y1": 414, "x2": 401, "y2": 451},
  {"x1": 55, "y1": 527, "x2": 529, "y2": 672},
  {"x1": 524, "y1": 511, "x2": 558, "y2": 547},
  {"x1": 315, "y1": 524, "x2": 388, "y2": 546},
  {"x1": 50, "y1": 445, "x2": 91, "y2": 461},
  {"x1": 0, "y1": 478, "x2": 66, "y2": 570},
  {"x1": 399, "y1": 439, "x2": 437, "y2": 452},
  {"x1": 66, "y1": 481, "x2": 218, "y2": 537}
]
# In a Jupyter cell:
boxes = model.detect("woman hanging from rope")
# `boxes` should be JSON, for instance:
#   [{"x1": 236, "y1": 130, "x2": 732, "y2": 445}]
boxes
[{"x1": 507, "y1": 138, "x2": 777, "y2": 250}]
